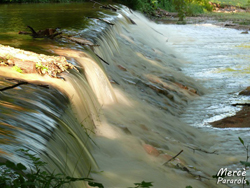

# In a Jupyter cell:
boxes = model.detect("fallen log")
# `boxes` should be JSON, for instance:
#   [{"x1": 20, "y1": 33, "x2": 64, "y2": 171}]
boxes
[{"x1": 0, "y1": 45, "x2": 76, "y2": 78}]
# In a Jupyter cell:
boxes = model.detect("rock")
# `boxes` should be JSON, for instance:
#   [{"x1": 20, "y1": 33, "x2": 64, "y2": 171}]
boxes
[
  {"x1": 241, "y1": 31, "x2": 248, "y2": 34},
  {"x1": 140, "y1": 124, "x2": 149, "y2": 131},
  {"x1": 239, "y1": 87, "x2": 250, "y2": 95},
  {"x1": 14, "y1": 59, "x2": 36, "y2": 73},
  {"x1": 0, "y1": 45, "x2": 76, "y2": 77},
  {"x1": 117, "y1": 65, "x2": 127, "y2": 71},
  {"x1": 211, "y1": 106, "x2": 250, "y2": 128},
  {"x1": 224, "y1": 23, "x2": 236, "y2": 27},
  {"x1": 143, "y1": 144, "x2": 160, "y2": 157},
  {"x1": 159, "y1": 153, "x2": 173, "y2": 161},
  {"x1": 117, "y1": 124, "x2": 132, "y2": 135}
]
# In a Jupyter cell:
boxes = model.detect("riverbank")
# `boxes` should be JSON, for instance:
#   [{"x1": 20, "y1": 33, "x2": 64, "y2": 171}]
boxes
[
  {"x1": 211, "y1": 87, "x2": 250, "y2": 128},
  {"x1": 211, "y1": 106, "x2": 250, "y2": 128},
  {"x1": 149, "y1": 3, "x2": 250, "y2": 32}
]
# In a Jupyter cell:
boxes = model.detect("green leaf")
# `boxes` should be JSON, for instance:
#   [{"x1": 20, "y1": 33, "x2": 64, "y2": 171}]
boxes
[
  {"x1": 246, "y1": 180, "x2": 249, "y2": 185},
  {"x1": 240, "y1": 161, "x2": 250, "y2": 167},
  {"x1": 12, "y1": 66, "x2": 23, "y2": 73},
  {"x1": 239, "y1": 137, "x2": 244, "y2": 145},
  {"x1": 16, "y1": 163, "x2": 27, "y2": 170},
  {"x1": 186, "y1": 186, "x2": 193, "y2": 188},
  {"x1": 88, "y1": 181, "x2": 104, "y2": 188},
  {"x1": 5, "y1": 160, "x2": 16, "y2": 169},
  {"x1": 134, "y1": 181, "x2": 153, "y2": 187}
]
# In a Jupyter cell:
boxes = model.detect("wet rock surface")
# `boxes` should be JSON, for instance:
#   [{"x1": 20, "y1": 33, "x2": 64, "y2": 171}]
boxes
[
  {"x1": 239, "y1": 87, "x2": 250, "y2": 96},
  {"x1": 211, "y1": 106, "x2": 250, "y2": 128}
]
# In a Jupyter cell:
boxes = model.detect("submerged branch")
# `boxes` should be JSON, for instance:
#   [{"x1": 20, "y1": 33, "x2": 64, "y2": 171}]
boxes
[
  {"x1": 163, "y1": 150, "x2": 183, "y2": 165},
  {"x1": 185, "y1": 146, "x2": 218, "y2": 155},
  {"x1": 95, "y1": 54, "x2": 110, "y2": 65},
  {"x1": 0, "y1": 82, "x2": 28, "y2": 92},
  {"x1": 0, "y1": 80, "x2": 49, "y2": 92}
]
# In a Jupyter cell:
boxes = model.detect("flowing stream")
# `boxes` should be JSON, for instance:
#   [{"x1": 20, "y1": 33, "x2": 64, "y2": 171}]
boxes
[{"x1": 0, "y1": 3, "x2": 249, "y2": 188}]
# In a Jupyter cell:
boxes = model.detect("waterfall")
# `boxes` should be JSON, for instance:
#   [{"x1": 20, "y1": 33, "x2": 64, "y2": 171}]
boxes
[{"x1": 0, "y1": 6, "x2": 236, "y2": 188}]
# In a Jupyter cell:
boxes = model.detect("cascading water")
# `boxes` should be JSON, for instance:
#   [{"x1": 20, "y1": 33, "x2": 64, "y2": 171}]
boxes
[{"x1": 0, "y1": 3, "x2": 248, "y2": 188}]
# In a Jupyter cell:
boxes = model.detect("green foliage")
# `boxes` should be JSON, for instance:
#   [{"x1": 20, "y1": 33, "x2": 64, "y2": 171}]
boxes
[
  {"x1": 128, "y1": 181, "x2": 153, "y2": 188},
  {"x1": 173, "y1": 0, "x2": 186, "y2": 20},
  {"x1": 0, "y1": 149, "x2": 103, "y2": 188},
  {"x1": 213, "y1": 137, "x2": 249, "y2": 185},
  {"x1": 12, "y1": 66, "x2": 23, "y2": 73},
  {"x1": 185, "y1": 186, "x2": 193, "y2": 188},
  {"x1": 36, "y1": 62, "x2": 48, "y2": 73},
  {"x1": 210, "y1": 0, "x2": 249, "y2": 8},
  {"x1": 0, "y1": 149, "x2": 153, "y2": 188},
  {"x1": 115, "y1": 0, "x2": 212, "y2": 18}
]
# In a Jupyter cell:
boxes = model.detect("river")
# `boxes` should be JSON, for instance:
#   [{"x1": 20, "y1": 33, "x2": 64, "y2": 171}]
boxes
[{"x1": 0, "y1": 2, "x2": 249, "y2": 188}]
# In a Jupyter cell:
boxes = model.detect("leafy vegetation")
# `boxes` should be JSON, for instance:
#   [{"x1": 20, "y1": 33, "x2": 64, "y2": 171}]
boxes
[
  {"x1": 115, "y1": 0, "x2": 212, "y2": 19},
  {"x1": 0, "y1": 149, "x2": 154, "y2": 188},
  {"x1": 12, "y1": 66, "x2": 23, "y2": 73},
  {"x1": 0, "y1": 149, "x2": 103, "y2": 188},
  {"x1": 212, "y1": 137, "x2": 250, "y2": 186},
  {"x1": 210, "y1": 0, "x2": 250, "y2": 8},
  {"x1": 36, "y1": 62, "x2": 48, "y2": 73},
  {"x1": 128, "y1": 181, "x2": 153, "y2": 188}
]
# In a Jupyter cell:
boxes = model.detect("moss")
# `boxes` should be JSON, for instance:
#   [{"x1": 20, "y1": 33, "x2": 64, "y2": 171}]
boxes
[{"x1": 12, "y1": 66, "x2": 23, "y2": 73}]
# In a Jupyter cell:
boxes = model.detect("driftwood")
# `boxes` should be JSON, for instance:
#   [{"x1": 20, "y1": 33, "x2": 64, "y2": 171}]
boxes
[
  {"x1": 0, "y1": 45, "x2": 76, "y2": 78},
  {"x1": 90, "y1": 0, "x2": 117, "y2": 11},
  {"x1": 87, "y1": 17, "x2": 114, "y2": 25},
  {"x1": 19, "y1": 26, "x2": 62, "y2": 39}
]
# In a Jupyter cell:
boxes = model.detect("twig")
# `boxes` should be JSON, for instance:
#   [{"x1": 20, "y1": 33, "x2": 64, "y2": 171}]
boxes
[
  {"x1": 176, "y1": 164, "x2": 210, "y2": 181},
  {"x1": 185, "y1": 145, "x2": 218, "y2": 155},
  {"x1": 90, "y1": 0, "x2": 103, "y2": 6},
  {"x1": 1, "y1": 79, "x2": 50, "y2": 92},
  {"x1": 90, "y1": 0, "x2": 117, "y2": 11},
  {"x1": 95, "y1": 54, "x2": 110, "y2": 65},
  {"x1": 163, "y1": 150, "x2": 183, "y2": 165},
  {"x1": 0, "y1": 82, "x2": 28, "y2": 92}
]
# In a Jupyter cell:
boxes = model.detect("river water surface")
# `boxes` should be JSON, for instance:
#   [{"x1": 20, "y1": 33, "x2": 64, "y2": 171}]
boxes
[{"x1": 0, "y1": 3, "x2": 249, "y2": 188}]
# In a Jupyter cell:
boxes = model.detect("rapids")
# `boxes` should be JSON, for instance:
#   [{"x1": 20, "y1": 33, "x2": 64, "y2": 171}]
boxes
[{"x1": 0, "y1": 3, "x2": 249, "y2": 188}]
